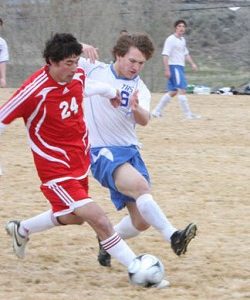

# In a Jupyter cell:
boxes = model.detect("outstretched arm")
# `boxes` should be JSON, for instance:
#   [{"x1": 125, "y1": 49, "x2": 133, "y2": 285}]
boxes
[{"x1": 85, "y1": 78, "x2": 121, "y2": 108}]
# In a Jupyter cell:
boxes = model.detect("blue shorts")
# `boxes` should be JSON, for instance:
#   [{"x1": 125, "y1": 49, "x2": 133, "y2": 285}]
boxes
[
  {"x1": 90, "y1": 145, "x2": 150, "y2": 210},
  {"x1": 166, "y1": 65, "x2": 187, "y2": 91}
]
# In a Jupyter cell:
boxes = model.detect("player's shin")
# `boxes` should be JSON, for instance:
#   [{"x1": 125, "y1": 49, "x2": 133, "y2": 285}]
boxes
[
  {"x1": 136, "y1": 193, "x2": 177, "y2": 241},
  {"x1": 114, "y1": 215, "x2": 141, "y2": 239},
  {"x1": 100, "y1": 232, "x2": 136, "y2": 267}
]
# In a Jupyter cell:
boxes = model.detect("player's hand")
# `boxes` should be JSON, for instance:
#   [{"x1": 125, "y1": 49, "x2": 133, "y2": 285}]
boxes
[
  {"x1": 0, "y1": 78, "x2": 7, "y2": 88},
  {"x1": 130, "y1": 90, "x2": 139, "y2": 111},
  {"x1": 110, "y1": 90, "x2": 121, "y2": 108},
  {"x1": 81, "y1": 43, "x2": 99, "y2": 63},
  {"x1": 191, "y1": 63, "x2": 198, "y2": 71},
  {"x1": 164, "y1": 68, "x2": 171, "y2": 79}
]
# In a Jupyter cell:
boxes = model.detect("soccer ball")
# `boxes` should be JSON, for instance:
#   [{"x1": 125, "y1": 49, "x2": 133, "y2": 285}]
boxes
[{"x1": 128, "y1": 254, "x2": 165, "y2": 287}]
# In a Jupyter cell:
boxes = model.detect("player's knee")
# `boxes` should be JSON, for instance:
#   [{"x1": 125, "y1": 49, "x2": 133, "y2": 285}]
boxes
[
  {"x1": 57, "y1": 214, "x2": 84, "y2": 225},
  {"x1": 95, "y1": 214, "x2": 113, "y2": 233},
  {"x1": 134, "y1": 220, "x2": 150, "y2": 231},
  {"x1": 135, "y1": 178, "x2": 150, "y2": 196},
  {"x1": 169, "y1": 91, "x2": 177, "y2": 97}
]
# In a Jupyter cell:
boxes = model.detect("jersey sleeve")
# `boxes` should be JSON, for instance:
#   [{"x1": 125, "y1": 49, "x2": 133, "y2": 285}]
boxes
[
  {"x1": 0, "y1": 38, "x2": 9, "y2": 62},
  {"x1": 161, "y1": 36, "x2": 172, "y2": 56},
  {"x1": 0, "y1": 83, "x2": 35, "y2": 125},
  {"x1": 78, "y1": 57, "x2": 106, "y2": 76},
  {"x1": 85, "y1": 77, "x2": 117, "y2": 99},
  {"x1": 137, "y1": 80, "x2": 151, "y2": 112}
]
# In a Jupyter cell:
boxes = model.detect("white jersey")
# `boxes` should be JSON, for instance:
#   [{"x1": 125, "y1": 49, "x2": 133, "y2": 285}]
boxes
[
  {"x1": 79, "y1": 57, "x2": 151, "y2": 147},
  {"x1": 162, "y1": 34, "x2": 189, "y2": 66},
  {"x1": 0, "y1": 37, "x2": 9, "y2": 62}
]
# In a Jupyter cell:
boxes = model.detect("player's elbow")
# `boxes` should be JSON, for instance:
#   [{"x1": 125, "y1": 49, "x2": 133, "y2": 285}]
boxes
[{"x1": 138, "y1": 117, "x2": 149, "y2": 126}]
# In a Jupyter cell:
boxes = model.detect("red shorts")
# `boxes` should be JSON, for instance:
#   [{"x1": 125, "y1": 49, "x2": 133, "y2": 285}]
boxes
[{"x1": 40, "y1": 178, "x2": 93, "y2": 217}]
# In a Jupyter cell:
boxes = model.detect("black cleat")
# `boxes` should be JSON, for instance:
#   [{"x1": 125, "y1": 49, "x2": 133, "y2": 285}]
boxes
[
  {"x1": 171, "y1": 223, "x2": 197, "y2": 256},
  {"x1": 97, "y1": 237, "x2": 111, "y2": 267}
]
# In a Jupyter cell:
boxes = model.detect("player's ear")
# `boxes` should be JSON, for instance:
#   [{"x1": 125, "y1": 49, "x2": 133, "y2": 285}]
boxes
[
  {"x1": 48, "y1": 58, "x2": 57, "y2": 66},
  {"x1": 47, "y1": 58, "x2": 52, "y2": 65}
]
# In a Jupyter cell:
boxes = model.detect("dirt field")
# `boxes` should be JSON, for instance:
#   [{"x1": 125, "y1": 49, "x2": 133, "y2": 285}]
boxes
[{"x1": 0, "y1": 89, "x2": 249, "y2": 300}]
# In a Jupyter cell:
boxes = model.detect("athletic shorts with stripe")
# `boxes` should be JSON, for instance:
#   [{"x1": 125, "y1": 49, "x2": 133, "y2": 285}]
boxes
[
  {"x1": 90, "y1": 145, "x2": 150, "y2": 211},
  {"x1": 40, "y1": 177, "x2": 93, "y2": 217},
  {"x1": 167, "y1": 65, "x2": 187, "y2": 91}
]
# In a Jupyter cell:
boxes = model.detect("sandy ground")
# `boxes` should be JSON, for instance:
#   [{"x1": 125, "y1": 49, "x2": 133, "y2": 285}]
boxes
[{"x1": 0, "y1": 89, "x2": 249, "y2": 300}]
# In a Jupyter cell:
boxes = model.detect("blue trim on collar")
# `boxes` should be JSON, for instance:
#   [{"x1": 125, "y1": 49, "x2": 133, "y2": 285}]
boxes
[{"x1": 110, "y1": 64, "x2": 138, "y2": 81}]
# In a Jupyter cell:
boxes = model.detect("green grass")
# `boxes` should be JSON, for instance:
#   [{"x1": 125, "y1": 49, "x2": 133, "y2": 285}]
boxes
[{"x1": 186, "y1": 67, "x2": 250, "y2": 89}]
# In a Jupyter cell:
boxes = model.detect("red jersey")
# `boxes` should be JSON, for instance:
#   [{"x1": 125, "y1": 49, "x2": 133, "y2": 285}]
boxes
[{"x1": 0, "y1": 65, "x2": 90, "y2": 184}]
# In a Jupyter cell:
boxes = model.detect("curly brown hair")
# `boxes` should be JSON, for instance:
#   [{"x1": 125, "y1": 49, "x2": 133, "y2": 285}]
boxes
[{"x1": 112, "y1": 33, "x2": 154, "y2": 61}]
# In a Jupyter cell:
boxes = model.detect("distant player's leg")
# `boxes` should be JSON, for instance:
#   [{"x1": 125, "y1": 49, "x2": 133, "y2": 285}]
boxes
[
  {"x1": 151, "y1": 93, "x2": 172, "y2": 117},
  {"x1": 178, "y1": 93, "x2": 201, "y2": 119},
  {"x1": 152, "y1": 75, "x2": 177, "y2": 118},
  {"x1": 176, "y1": 66, "x2": 201, "y2": 119}
]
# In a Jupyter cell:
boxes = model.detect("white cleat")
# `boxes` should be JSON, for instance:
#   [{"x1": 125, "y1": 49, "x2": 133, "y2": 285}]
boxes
[
  {"x1": 151, "y1": 110, "x2": 162, "y2": 118},
  {"x1": 152, "y1": 279, "x2": 170, "y2": 289},
  {"x1": 185, "y1": 113, "x2": 201, "y2": 120},
  {"x1": 5, "y1": 220, "x2": 29, "y2": 259}
]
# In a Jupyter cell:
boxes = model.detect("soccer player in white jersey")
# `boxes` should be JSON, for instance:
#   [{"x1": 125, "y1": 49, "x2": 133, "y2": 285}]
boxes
[
  {"x1": 152, "y1": 20, "x2": 201, "y2": 119},
  {"x1": 0, "y1": 18, "x2": 9, "y2": 88},
  {"x1": 78, "y1": 33, "x2": 197, "y2": 267},
  {"x1": 1, "y1": 33, "x2": 142, "y2": 277}
]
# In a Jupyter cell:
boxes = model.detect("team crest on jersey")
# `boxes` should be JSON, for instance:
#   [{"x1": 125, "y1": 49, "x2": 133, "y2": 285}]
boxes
[{"x1": 63, "y1": 87, "x2": 70, "y2": 95}]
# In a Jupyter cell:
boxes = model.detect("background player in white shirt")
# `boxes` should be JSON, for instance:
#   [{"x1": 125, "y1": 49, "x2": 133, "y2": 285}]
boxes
[
  {"x1": 79, "y1": 33, "x2": 197, "y2": 267},
  {"x1": 152, "y1": 20, "x2": 201, "y2": 120},
  {"x1": 0, "y1": 18, "x2": 9, "y2": 88},
  {"x1": 1, "y1": 33, "x2": 141, "y2": 275}
]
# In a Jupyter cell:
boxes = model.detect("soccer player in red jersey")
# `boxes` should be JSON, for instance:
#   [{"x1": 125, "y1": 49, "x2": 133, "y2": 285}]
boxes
[{"x1": 1, "y1": 33, "x2": 136, "y2": 268}]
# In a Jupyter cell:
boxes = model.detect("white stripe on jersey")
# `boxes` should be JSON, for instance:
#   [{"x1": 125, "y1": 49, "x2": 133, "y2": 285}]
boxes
[
  {"x1": 0, "y1": 71, "x2": 48, "y2": 122},
  {"x1": 43, "y1": 168, "x2": 90, "y2": 185},
  {"x1": 25, "y1": 86, "x2": 70, "y2": 165},
  {"x1": 35, "y1": 106, "x2": 70, "y2": 161},
  {"x1": 29, "y1": 138, "x2": 71, "y2": 167},
  {"x1": 24, "y1": 86, "x2": 71, "y2": 167}
]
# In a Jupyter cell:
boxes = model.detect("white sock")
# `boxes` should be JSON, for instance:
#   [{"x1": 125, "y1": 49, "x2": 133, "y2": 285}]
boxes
[
  {"x1": 114, "y1": 215, "x2": 140, "y2": 239},
  {"x1": 136, "y1": 194, "x2": 176, "y2": 242},
  {"x1": 153, "y1": 93, "x2": 171, "y2": 114},
  {"x1": 178, "y1": 95, "x2": 192, "y2": 116},
  {"x1": 19, "y1": 210, "x2": 59, "y2": 237},
  {"x1": 101, "y1": 233, "x2": 136, "y2": 267}
]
